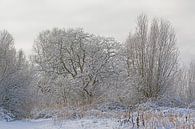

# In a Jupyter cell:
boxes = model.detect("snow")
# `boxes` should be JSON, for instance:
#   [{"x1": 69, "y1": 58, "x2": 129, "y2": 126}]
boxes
[
  {"x1": 0, "y1": 107, "x2": 195, "y2": 129},
  {"x1": 0, "y1": 118, "x2": 119, "y2": 129}
]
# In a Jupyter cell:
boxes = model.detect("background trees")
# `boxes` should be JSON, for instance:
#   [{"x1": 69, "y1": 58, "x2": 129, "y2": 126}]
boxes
[
  {"x1": 187, "y1": 61, "x2": 195, "y2": 102},
  {"x1": 176, "y1": 61, "x2": 195, "y2": 103},
  {"x1": 0, "y1": 14, "x2": 194, "y2": 119},
  {"x1": 32, "y1": 15, "x2": 190, "y2": 109}
]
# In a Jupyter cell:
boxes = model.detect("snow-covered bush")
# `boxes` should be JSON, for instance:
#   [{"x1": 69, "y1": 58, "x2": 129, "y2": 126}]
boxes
[{"x1": 0, "y1": 107, "x2": 15, "y2": 122}]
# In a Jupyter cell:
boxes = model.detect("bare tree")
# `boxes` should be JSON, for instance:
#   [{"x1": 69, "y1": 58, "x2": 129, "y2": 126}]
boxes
[
  {"x1": 126, "y1": 14, "x2": 179, "y2": 99},
  {"x1": 186, "y1": 61, "x2": 195, "y2": 102}
]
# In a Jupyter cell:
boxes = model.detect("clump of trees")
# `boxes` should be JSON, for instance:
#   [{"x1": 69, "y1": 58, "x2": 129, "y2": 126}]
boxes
[{"x1": 0, "y1": 14, "x2": 194, "y2": 118}]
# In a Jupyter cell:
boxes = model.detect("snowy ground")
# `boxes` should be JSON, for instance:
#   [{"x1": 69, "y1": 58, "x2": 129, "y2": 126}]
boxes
[
  {"x1": 0, "y1": 118, "x2": 120, "y2": 129},
  {"x1": 0, "y1": 107, "x2": 195, "y2": 129}
]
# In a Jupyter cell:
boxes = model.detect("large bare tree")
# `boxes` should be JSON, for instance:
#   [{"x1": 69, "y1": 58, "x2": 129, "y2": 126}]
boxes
[{"x1": 126, "y1": 14, "x2": 179, "y2": 99}]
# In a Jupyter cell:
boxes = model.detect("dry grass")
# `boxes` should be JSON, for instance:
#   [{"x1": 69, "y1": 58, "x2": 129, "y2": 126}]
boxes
[
  {"x1": 44, "y1": 101, "x2": 195, "y2": 129},
  {"x1": 118, "y1": 109, "x2": 195, "y2": 129}
]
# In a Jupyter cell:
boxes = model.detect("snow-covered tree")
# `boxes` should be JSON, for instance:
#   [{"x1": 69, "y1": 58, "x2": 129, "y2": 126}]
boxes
[
  {"x1": 0, "y1": 30, "x2": 33, "y2": 118},
  {"x1": 33, "y1": 28, "x2": 119, "y2": 105}
]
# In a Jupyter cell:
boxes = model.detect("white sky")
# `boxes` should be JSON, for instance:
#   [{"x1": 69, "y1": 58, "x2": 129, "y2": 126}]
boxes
[{"x1": 0, "y1": 0, "x2": 194, "y2": 62}]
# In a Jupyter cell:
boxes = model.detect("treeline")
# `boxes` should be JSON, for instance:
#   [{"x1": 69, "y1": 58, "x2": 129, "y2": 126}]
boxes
[{"x1": 0, "y1": 14, "x2": 194, "y2": 118}]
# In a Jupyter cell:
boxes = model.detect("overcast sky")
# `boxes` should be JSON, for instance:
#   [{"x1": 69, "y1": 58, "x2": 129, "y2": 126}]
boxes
[{"x1": 0, "y1": 0, "x2": 194, "y2": 62}]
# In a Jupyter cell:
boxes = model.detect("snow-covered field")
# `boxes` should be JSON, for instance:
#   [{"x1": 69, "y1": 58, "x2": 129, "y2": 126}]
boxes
[
  {"x1": 0, "y1": 107, "x2": 195, "y2": 129},
  {"x1": 0, "y1": 118, "x2": 120, "y2": 129}
]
